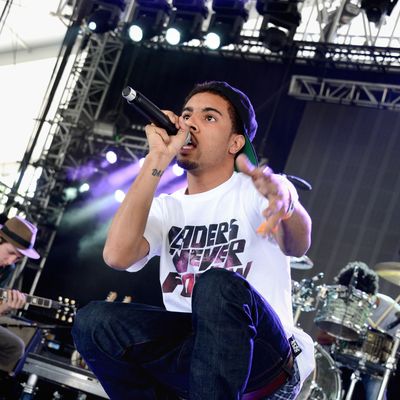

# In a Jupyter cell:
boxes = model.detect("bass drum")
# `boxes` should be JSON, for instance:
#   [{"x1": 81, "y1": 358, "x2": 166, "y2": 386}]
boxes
[{"x1": 297, "y1": 343, "x2": 342, "y2": 400}]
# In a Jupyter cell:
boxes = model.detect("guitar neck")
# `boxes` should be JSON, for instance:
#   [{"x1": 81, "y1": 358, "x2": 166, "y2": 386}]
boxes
[{"x1": 0, "y1": 288, "x2": 60, "y2": 310}]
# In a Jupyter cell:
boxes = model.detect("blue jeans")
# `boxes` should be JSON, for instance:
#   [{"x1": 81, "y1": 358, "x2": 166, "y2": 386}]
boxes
[{"x1": 72, "y1": 268, "x2": 294, "y2": 400}]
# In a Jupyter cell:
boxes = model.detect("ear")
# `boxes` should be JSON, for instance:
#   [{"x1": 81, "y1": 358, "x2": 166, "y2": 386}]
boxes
[{"x1": 229, "y1": 134, "x2": 246, "y2": 155}]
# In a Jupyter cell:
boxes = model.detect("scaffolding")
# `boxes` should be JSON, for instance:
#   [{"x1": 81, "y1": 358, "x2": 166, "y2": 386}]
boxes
[{"x1": 2, "y1": 0, "x2": 400, "y2": 295}]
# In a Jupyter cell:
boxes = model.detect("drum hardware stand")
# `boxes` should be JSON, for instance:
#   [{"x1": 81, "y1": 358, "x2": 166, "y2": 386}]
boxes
[
  {"x1": 344, "y1": 362, "x2": 365, "y2": 400},
  {"x1": 376, "y1": 328, "x2": 400, "y2": 400},
  {"x1": 293, "y1": 273, "x2": 324, "y2": 325},
  {"x1": 20, "y1": 373, "x2": 38, "y2": 400}
]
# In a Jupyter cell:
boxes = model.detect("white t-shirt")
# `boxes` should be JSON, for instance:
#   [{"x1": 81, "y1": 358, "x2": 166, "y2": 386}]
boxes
[
  {"x1": 128, "y1": 172, "x2": 315, "y2": 384},
  {"x1": 371, "y1": 293, "x2": 400, "y2": 337}
]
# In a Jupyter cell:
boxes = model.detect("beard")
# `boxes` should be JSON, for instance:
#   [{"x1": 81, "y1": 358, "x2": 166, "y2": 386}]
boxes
[{"x1": 177, "y1": 158, "x2": 199, "y2": 171}]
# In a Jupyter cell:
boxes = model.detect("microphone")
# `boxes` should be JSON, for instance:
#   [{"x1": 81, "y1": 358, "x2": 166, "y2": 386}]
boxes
[
  {"x1": 386, "y1": 312, "x2": 400, "y2": 330},
  {"x1": 122, "y1": 87, "x2": 178, "y2": 135},
  {"x1": 349, "y1": 264, "x2": 360, "y2": 289},
  {"x1": 285, "y1": 175, "x2": 312, "y2": 191}
]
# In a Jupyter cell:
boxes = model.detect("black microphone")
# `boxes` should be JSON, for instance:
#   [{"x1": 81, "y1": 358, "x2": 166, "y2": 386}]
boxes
[
  {"x1": 122, "y1": 87, "x2": 178, "y2": 135},
  {"x1": 386, "y1": 312, "x2": 400, "y2": 330},
  {"x1": 285, "y1": 175, "x2": 312, "y2": 191}
]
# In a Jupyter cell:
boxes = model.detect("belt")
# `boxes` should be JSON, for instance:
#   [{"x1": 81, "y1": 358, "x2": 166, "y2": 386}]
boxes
[{"x1": 242, "y1": 353, "x2": 294, "y2": 400}]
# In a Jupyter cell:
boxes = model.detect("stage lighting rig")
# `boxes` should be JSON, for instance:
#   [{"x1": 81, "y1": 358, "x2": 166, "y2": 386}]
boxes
[
  {"x1": 205, "y1": 0, "x2": 249, "y2": 50},
  {"x1": 86, "y1": 0, "x2": 125, "y2": 34},
  {"x1": 323, "y1": 0, "x2": 361, "y2": 41},
  {"x1": 256, "y1": 0, "x2": 301, "y2": 52},
  {"x1": 127, "y1": 0, "x2": 171, "y2": 42},
  {"x1": 165, "y1": 0, "x2": 209, "y2": 45},
  {"x1": 361, "y1": 0, "x2": 398, "y2": 25}
]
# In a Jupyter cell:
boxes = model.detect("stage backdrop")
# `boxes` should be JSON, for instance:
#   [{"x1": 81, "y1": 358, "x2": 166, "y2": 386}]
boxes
[
  {"x1": 287, "y1": 101, "x2": 400, "y2": 336},
  {"x1": 30, "y1": 46, "x2": 400, "y2": 342}
]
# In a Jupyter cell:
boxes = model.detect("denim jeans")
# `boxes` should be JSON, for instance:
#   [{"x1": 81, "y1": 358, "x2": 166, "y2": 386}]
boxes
[{"x1": 72, "y1": 268, "x2": 293, "y2": 400}]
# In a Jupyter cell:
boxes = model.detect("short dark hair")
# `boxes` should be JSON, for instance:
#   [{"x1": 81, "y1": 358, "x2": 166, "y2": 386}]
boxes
[
  {"x1": 335, "y1": 261, "x2": 379, "y2": 295},
  {"x1": 184, "y1": 83, "x2": 242, "y2": 135}
]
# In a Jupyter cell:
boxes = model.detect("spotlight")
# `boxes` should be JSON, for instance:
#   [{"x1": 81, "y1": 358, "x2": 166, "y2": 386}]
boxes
[
  {"x1": 105, "y1": 150, "x2": 118, "y2": 165},
  {"x1": 165, "y1": 0, "x2": 208, "y2": 45},
  {"x1": 128, "y1": 0, "x2": 171, "y2": 42},
  {"x1": 361, "y1": 0, "x2": 397, "y2": 25},
  {"x1": 323, "y1": 0, "x2": 361, "y2": 41},
  {"x1": 256, "y1": 0, "x2": 301, "y2": 52},
  {"x1": 87, "y1": 0, "x2": 125, "y2": 34},
  {"x1": 172, "y1": 163, "x2": 184, "y2": 176},
  {"x1": 205, "y1": 0, "x2": 249, "y2": 49},
  {"x1": 79, "y1": 183, "x2": 90, "y2": 193},
  {"x1": 63, "y1": 187, "x2": 78, "y2": 202},
  {"x1": 114, "y1": 189, "x2": 126, "y2": 203}
]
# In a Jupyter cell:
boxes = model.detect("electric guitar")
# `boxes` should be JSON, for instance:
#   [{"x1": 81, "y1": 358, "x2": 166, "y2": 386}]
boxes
[{"x1": 0, "y1": 288, "x2": 77, "y2": 323}]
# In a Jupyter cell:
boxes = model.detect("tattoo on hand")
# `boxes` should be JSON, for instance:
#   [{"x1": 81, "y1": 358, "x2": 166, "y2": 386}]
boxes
[{"x1": 152, "y1": 169, "x2": 163, "y2": 177}]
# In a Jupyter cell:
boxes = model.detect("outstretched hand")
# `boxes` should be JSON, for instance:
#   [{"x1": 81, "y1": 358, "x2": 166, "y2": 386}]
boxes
[{"x1": 236, "y1": 154, "x2": 291, "y2": 236}]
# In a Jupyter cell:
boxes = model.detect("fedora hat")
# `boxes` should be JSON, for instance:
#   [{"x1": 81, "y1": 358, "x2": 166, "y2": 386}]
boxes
[{"x1": 0, "y1": 216, "x2": 40, "y2": 259}]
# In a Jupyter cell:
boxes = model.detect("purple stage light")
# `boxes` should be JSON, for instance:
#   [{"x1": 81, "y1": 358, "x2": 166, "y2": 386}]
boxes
[
  {"x1": 106, "y1": 150, "x2": 118, "y2": 164},
  {"x1": 114, "y1": 189, "x2": 126, "y2": 203},
  {"x1": 172, "y1": 163, "x2": 184, "y2": 176}
]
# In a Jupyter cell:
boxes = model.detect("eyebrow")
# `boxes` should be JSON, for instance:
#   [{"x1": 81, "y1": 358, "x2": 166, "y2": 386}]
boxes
[{"x1": 182, "y1": 106, "x2": 223, "y2": 116}]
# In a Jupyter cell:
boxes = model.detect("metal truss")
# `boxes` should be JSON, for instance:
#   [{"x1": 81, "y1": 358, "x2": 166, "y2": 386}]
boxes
[
  {"x1": 288, "y1": 75, "x2": 400, "y2": 109},
  {"x1": 3, "y1": 0, "x2": 400, "y2": 296},
  {"x1": 138, "y1": 37, "x2": 400, "y2": 72},
  {"x1": 2, "y1": 29, "x2": 127, "y2": 296},
  {"x1": 116, "y1": 0, "x2": 400, "y2": 71}
]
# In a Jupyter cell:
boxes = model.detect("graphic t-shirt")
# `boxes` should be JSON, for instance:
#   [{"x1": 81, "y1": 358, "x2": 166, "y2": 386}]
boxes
[{"x1": 128, "y1": 172, "x2": 315, "y2": 384}]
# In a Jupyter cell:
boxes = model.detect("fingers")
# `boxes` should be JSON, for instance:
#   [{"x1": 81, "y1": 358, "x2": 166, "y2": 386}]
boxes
[
  {"x1": 235, "y1": 154, "x2": 256, "y2": 176},
  {"x1": 257, "y1": 205, "x2": 286, "y2": 236},
  {"x1": 6, "y1": 289, "x2": 26, "y2": 310},
  {"x1": 161, "y1": 110, "x2": 180, "y2": 130},
  {"x1": 236, "y1": 154, "x2": 291, "y2": 236}
]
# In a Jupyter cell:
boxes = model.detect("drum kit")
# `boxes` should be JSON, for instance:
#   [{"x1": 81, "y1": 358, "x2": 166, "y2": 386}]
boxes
[{"x1": 291, "y1": 259, "x2": 400, "y2": 400}]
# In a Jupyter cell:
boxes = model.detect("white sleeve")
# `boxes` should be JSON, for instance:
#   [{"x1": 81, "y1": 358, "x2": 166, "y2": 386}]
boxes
[{"x1": 126, "y1": 197, "x2": 164, "y2": 272}]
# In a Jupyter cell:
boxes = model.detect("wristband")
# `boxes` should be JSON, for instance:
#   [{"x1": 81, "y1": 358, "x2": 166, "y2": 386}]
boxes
[{"x1": 282, "y1": 177, "x2": 299, "y2": 221}]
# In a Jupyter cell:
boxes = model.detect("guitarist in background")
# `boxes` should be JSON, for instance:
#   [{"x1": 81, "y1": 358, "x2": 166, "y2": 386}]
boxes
[{"x1": 0, "y1": 216, "x2": 40, "y2": 380}]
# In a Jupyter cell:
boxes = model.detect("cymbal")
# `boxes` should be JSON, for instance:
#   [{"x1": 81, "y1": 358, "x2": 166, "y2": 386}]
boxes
[
  {"x1": 290, "y1": 255, "x2": 314, "y2": 270},
  {"x1": 374, "y1": 262, "x2": 400, "y2": 286}
]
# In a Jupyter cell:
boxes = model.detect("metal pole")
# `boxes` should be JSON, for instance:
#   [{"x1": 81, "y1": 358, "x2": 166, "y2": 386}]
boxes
[{"x1": 376, "y1": 328, "x2": 400, "y2": 400}]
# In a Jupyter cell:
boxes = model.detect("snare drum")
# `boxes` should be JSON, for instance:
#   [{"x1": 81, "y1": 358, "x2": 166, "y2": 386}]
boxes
[
  {"x1": 297, "y1": 343, "x2": 342, "y2": 400},
  {"x1": 314, "y1": 285, "x2": 375, "y2": 341},
  {"x1": 333, "y1": 328, "x2": 394, "y2": 376}
]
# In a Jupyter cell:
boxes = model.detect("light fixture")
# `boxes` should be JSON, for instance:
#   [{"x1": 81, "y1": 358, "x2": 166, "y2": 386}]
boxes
[
  {"x1": 87, "y1": 0, "x2": 125, "y2": 34},
  {"x1": 256, "y1": 0, "x2": 301, "y2": 52},
  {"x1": 114, "y1": 189, "x2": 126, "y2": 203},
  {"x1": 93, "y1": 121, "x2": 117, "y2": 138},
  {"x1": 165, "y1": 0, "x2": 208, "y2": 45},
  {"x1": 172, "y1": 163, "x2": 184, "y2": 176},
  {"x1": 205, "y1": 0, "x2": 249, "y2": 49},
  {"x1": 323, "y1": 0, "x2": 361, "y2": 41},
  {"x1": 128, "y1": 0, "x2": 171, "y2": 42},
  {"x1": 105, "y1": 150, "x2": 118, "y2": 165},
  {"x1": 361, "y1": 0, "x2": 398, "y2": 25}
]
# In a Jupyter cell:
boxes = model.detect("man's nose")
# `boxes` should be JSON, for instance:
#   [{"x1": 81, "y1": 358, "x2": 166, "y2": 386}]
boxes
[{"x1": 184, "y1": 116, "x2": 199, "y2": 132}]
